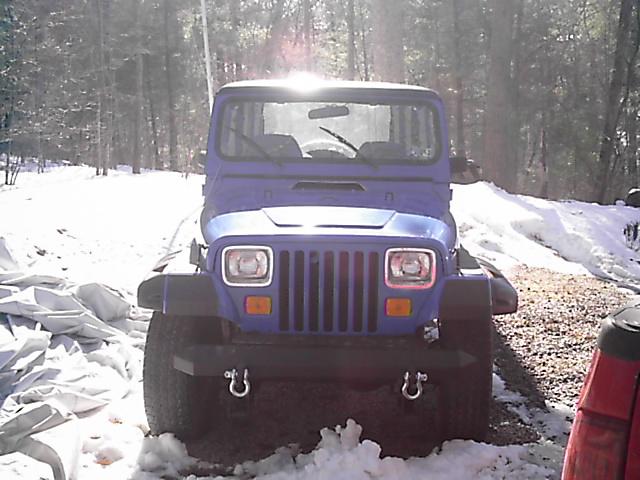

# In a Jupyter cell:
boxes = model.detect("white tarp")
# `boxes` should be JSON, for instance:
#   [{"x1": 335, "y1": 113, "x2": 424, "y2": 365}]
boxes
[{"x1": 0, "y1": 238, "x2": 144, "y2": 479}]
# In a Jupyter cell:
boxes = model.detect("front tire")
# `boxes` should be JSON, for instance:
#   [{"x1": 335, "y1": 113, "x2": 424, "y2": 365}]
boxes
[{"x1": 143, "y1": 313, "x2": 219, "y2": 440}]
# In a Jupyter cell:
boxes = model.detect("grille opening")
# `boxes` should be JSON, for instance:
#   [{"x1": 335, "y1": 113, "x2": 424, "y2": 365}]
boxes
[
  {"x1": 338, "y1": 252, "x2": 349, "y2": 332},
  {"x1": 278, "y1": 249, "x2": 379, "y2": 334},
  {"x1": 309, "y1": 251, "x2": 320, "y2": 332},
  {"x1": 279, "y1": 251, "x2": 290, "y2": 330},
  {"x1": 294, "y1": 251, "x2": 305, "y2": 331},
  {"x1": 368, "y1": 252, "x2": 379, "y2": 332},
  {"x1": 323, "y1": 252, "x2": 335, "y2": 331},
  {"x1": 353, "y1": 252, "x2": 365, "y2": 332}
]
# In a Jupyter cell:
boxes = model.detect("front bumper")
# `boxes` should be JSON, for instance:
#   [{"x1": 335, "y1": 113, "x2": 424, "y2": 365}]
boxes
[{"x1": 173, "y1": 342, "x2": 475, "y2": 383}]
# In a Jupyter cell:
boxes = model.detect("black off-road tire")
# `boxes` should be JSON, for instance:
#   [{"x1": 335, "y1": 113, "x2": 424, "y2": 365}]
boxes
[
  {"x1": 143, "y1": 312, "x2": 220, "y2": 440},
  {"x1": 438, "y1": 309, "x2": 493, "y2": 441}
]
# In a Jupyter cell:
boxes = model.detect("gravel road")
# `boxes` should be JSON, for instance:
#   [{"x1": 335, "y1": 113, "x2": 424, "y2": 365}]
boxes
[{"x1": 494, "y1": 266, "x2": 632, "y2": 409}]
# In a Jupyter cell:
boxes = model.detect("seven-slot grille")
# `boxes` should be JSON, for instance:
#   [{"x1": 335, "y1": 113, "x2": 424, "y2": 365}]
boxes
[{"x1": 278, "y1": 249, "x2": 380, "y2": 333}]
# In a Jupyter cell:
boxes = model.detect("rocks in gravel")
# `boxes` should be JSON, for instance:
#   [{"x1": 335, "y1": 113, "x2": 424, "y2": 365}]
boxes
[{"x1": 493, "y1": 266, "x2": 632, "y2": 409}]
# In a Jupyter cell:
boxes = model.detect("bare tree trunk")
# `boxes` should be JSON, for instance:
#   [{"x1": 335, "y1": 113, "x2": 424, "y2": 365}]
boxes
[
  {"x1": 358, "y1": 0, "x2": 370, "y2": 81},
  {"x1": 539, "y1": 128, "x2": 548, "y2": 198},
  {"x1": 303, "y1": 0, "x2": 312, "y2": 71},
  {"x1": 96, "y1": 0, "x2": 105, "y2": 176},
  {"x1": 163, "y1": 0, "x2": 178, "y2": 172},
  {"x1": 596, "y1": 0, "x2": 634, "y2": 202},
  {"x1": 216, "y1": 47, "x2": 226, "y2": 84},
  {"x1": 433, "y1": 13, "x2": 443, "y2": 95},
  {"x1": 143, "y1": 55, "x2": 160, "y2": 170},
  {"x1": 511, "y1": 0, "x2": 524, "y2": 184},
  {"x1": 33, "y1": 15, "x2": 45, "y2": 174},
  {"x1": 230, "y1": 1, "x2": 242, "y2": 79},
  {"x1": 200, "y1": 0, "x2": 214, "y2": 112},
  {"x1": 102, "y1": 1, "x2": 114, "y2": 176},
  {"x1": 345, "y1": 0, "x2": 356, "y2": 80},
  {"x1": 132, "y1": 0, "x2": 143, "y2": 174},
  {"x1": 482, "y1": 0, "x2": 516, "y2": 190},
  {"x1": 571, "y1": 18, "x2": 581, "y2": 197},
  {"x1": 370, "y1": 0, "x2": 405, "y2": 82},
  {"x1": 261, "y1": 0, "x2": 286, "y2": 75},
  {"x1": 451, "y1": 0, "x2": 465, "y2": 156},
  {"x1": 628, "y1": 70, "x2": 638, "y2": 187}
]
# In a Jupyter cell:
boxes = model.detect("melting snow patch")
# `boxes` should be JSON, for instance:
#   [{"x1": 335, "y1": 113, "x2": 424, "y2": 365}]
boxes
[
  {"x1": 186, "y1": 419, "x2": 555, "y2": 480},
  {"x1": 136, "y1": 433, "x2": 196, "y2": 477}
]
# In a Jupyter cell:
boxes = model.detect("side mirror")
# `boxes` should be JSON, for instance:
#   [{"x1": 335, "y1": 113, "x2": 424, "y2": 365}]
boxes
[
  {"x1": 450, "y1": 156, "x2": 482, "y2": 184},
  {"x1": 189, "y1": 239, "x2": 206, "y2": 271}
]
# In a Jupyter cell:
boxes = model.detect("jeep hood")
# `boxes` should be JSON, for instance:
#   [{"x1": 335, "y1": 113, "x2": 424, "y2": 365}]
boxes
[{"x1": 202, "y1": 206, "x2": 455, "y2": 251}]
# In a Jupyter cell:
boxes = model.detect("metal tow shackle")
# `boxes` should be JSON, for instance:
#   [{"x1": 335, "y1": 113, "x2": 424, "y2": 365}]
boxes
[
  {"x1": 401, "y1": 371, "x2": 428, "y2": 401},
  {"x1": 224, "y1": 368, "x2": 251, "y2": 398}
]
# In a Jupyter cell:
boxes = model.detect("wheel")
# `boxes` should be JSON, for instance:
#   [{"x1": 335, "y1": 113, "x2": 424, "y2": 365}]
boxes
[
  {"x1": 437, "y1": 309, "x2": 493, "y2": 441},
  {"x1": 143, "y1": 312, "x2": 220, "y2": 440}
]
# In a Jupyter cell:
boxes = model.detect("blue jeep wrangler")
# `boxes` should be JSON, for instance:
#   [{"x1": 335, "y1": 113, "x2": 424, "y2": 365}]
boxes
[{"x1": 138, "y1": 79, "x2": 518, "y2": 442}]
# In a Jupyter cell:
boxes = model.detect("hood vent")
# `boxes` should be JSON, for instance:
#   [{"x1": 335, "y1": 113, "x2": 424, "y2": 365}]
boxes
[{"x1": 292, "y1": 181, "x2": 365, "y2": 192}]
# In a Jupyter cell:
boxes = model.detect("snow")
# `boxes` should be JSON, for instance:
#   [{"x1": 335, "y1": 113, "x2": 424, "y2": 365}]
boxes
[
  {"x1": 0, "y1": 165, "x2": 638, "y2": 479},
  {"x1": 189, "y1": 419, "x2": 554, "y2": 480},
  {"x1": 452, "y1": 182, "x2": 640, "y2": 290},
  {"x1": 0, "y1": 166, "x2": 203, "y2": 298}
]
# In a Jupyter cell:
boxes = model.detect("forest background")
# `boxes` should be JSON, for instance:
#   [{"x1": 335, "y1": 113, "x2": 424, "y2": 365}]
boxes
[{"x1": 0, "y1": 0, "x2": 638, "y2": 203}]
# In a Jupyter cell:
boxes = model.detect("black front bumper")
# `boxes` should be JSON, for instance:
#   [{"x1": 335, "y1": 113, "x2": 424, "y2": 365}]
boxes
[{"x1": 174, "y1": 343, "x2": 475, "y2": 383}]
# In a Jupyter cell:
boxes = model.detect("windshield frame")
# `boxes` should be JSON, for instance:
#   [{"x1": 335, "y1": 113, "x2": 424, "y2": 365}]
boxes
[{"x1": 213, "y1": 90, "x2": 443, "y2": 167}]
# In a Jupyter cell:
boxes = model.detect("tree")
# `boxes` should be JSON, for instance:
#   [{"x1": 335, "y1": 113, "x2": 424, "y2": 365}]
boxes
[
  {"x1": 163, "y1": 0, "x2": 178, "y2": 172},
  {"x1": 346, "y1": 0, "x2": 356, "y2": 80},
  {"x1": 451, "y1": 0, "x2": 466, "y2": 157},
  {"x1": 482, "y1": 0, "x2": 516, "y2": 191},
  {"x1": 596, "y1": 0, "x2": 638, "y2": 202},
  {"x1": 1, "y1": 0, "x2": 636, "y2": 199},
  {"x1": 370, "y1": 0, "x2": 405, "y2": 82}
]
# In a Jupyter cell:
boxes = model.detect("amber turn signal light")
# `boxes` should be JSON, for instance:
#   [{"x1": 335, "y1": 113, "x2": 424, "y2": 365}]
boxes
[
  {"x1": 245, "y1": 296, "x2": 272, "y2": 315},
  {"x1": 385, "y1": 298, "x2": 412, "y2": 317}
]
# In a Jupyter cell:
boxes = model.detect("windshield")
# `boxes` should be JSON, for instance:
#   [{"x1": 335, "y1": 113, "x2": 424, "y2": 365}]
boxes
[{"x1": 217, "y1": 98, "x2": 440, "y2": 165}]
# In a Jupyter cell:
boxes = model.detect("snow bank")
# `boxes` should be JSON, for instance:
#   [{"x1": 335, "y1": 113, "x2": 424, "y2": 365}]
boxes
[
  {"x1": 452, "y1": 182, "x2": 640, "y2": 289},
  {"x1": 0, "y1": 166, "x2": 203, "y2": 297}
]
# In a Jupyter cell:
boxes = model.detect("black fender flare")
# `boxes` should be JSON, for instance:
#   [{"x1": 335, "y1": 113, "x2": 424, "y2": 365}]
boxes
[
  {"x1": 439, "y1": 276, "x2": 492, "y2": 321},
  {"x1": 476, "y1": 259, "x2": 519, "y2": 315},
  {"x1": 137, "y1": 273, "x2": 219, "y2": 316},
  {"x1": 454, "y1": 247, "x2": 518, "y2": 316}
]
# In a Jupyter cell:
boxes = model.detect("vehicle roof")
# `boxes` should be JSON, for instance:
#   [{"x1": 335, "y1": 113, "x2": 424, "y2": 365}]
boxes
[{"x1": 217, "y1": 78, "x2": 438, "y2": 96}]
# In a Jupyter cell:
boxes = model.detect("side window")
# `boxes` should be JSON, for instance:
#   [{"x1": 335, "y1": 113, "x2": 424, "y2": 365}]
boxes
[
  {"x1": 389, "y1": 105, "x2": 436, "y2": 160},
  {"x1": 220, "y1": 102, "x2": 265, "y2": 156}
]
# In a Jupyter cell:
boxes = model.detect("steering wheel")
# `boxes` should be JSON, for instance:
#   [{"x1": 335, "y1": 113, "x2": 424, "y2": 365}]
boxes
[{"x1": 300, "y1": 139, "x2": 354, "y2": 159}]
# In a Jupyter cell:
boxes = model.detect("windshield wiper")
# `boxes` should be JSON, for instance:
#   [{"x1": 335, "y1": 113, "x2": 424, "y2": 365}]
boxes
[
  {"x1": 318, "y1": 126, "x2": 377, "y2": 170},
  {"x1": 222, "y1": 124, "x2": 282, "y2": 166}
]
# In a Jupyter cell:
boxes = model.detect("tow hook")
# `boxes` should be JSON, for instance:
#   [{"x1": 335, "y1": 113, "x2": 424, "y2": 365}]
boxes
[
  {"x1": 224, "y1": 368, "x2": 251, "y2": 398},
  {"x1": 401, "y1": 371, "x2": 428, "y2": 400}
]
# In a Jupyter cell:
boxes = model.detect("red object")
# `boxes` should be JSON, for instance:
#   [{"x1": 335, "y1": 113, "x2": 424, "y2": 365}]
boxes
[{"x1": 563, "y1": 350, "x2": 640, "y2": 480}]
